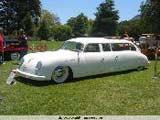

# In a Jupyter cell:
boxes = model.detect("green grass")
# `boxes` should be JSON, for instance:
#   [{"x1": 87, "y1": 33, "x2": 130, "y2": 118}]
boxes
[{"x1": 0, "y1": 40, "x2": 160, "y2": 115}]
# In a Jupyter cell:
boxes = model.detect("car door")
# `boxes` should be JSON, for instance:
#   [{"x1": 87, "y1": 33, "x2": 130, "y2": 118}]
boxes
[
  {"x1": 79, "y1": 43, "x2": 104, "y2": 76},
  {"x1": 110, "y1": 43, "x2": 129, "y2": 71},
  {"x1": 101, "y1": 43, "x2": 116, "y2": 73},
  {"x1": 110, "y1": 43, "x2": 138, "y2": 71}
]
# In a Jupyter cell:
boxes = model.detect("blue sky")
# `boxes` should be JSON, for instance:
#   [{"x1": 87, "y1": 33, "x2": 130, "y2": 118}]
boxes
[{"x1": 41, "y1": 0, "x2": 145, "y2": 24}]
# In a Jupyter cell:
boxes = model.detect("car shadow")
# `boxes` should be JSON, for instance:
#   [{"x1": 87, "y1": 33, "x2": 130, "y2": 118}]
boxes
[
  {"x1": 70, "y1": 68, "x2": 147, "y2": 83},
  {"x1": 12, "y1": 62, "x2": 19, "y2": 66},
  {"x1": 15, "y1": 77, "x2": 56, "y2": 87},
  {"x1": 15, "y1": 68, "x2": 147, "y2": 87}
]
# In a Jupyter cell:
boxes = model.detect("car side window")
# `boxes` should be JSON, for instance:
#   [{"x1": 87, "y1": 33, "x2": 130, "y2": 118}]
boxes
[
  {"x1": 102, "y1": 44, "x2": 111, "y2": 51},
  {"x1": 111, "y1": 43, "x2": 130, "y2": 51},
  {"x1": 84, "y1": 44, "x2": 100, "y2": 52}
]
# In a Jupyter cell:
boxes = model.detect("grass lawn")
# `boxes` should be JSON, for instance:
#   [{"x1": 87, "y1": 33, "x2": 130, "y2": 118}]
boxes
[{"x1": 0, "y1": 40, "x2": 160, "y2": 115}]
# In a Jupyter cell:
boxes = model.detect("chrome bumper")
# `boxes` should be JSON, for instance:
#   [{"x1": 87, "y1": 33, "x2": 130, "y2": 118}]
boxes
[{"x1": 15, "y1": 69, "x2": 47, "y2": 81}]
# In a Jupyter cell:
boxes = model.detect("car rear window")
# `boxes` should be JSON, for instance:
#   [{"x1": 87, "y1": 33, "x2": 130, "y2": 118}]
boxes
[
  {"x1": 111, "y1": 43, "x2": 130, "y2": 51},
  {"x1": 111, "y1": 43, "x2": 137, "y2": 51}
]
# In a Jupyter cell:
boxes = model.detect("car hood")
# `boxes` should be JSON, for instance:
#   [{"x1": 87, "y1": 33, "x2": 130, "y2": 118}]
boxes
[{"x1": 23, "y1": 49, "x2": 78, "y2": 62}]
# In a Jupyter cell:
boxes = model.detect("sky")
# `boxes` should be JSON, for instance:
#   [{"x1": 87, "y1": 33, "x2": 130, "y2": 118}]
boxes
[{"x1": 41, "y1": 0, "x2": 146, "y2": 24}]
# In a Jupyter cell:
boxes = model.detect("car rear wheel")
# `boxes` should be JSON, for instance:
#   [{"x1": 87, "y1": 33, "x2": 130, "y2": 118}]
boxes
[
  {"x1": 137, "y1": 66, "x2": 144, "y2": 71},
  {"x1": 51, "y1": 66, "x2": 70, "y2": 83}
]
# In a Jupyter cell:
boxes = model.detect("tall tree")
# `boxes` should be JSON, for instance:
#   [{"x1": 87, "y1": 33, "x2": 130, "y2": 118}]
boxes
[
  {"x1": 67, "y1": 13, "x2": 89, "y2": 37},
  {"x1": 140, "y1": 0, "x2": 160, "y2": 34},
  {"x1": 117, "y1": 20, "x2": 142, "y2": 40},
  {"x1": 38, "y1": 9, "x2": 61, "y2": 40},
  {"x1": 0, "y1": 0, "x2": 41, "y2": 35},
  {"x1": 87, "y1": 19, "x2": 94, "y2": 36},
  {"x1": 41, "y1": 10, "x2": 60, "y2": 25},
  {"x1": 17, "y1": 0, "x2": 41, "y2": 35},
  {"x1": 92, "y1": 0, "x2": 119, "y2": 36},
  {"x1": 0, "y1": 0, "x2": 17, "y2": 35},
  {"x1": 38, "y1": 20, "x2": 50, "y2": 40}
]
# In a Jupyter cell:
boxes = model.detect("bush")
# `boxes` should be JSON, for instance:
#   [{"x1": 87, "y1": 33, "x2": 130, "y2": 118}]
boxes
[
  {"x1": 51, "y1": 25, "x2": 72, "y2": 41},
  {"x1": 38, "y1": 20, "x2": 50, "y2": 40}
]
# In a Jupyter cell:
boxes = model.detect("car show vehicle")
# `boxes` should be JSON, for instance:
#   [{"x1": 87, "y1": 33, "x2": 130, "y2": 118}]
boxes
[
  {"x1": 0, "y1": 38, "x2": 28, "y2": 60},
  {"x1": 16, "y1": 38, "x2": 149, "y2": 83},
  {"x1": 4, "y1": 38, "x2": 21, "y2": 60}
]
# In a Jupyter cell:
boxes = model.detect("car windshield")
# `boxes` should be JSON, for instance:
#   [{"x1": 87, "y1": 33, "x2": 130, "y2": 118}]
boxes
[{"x1": 61, "y1": 41, "x2": 84, "y2": 51}]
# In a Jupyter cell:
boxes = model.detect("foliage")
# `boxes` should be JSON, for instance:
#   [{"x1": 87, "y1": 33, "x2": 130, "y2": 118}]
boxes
[
  {"x1": 51, "y1": 25, "x2": 72, "y2": 41},
  {"x1": 38, "y1": 9, "x2": 61, "y2": 40},
  {"x1": 0, "y1": 0, "x2": 41, "y2": 35},
  {"x1": 140, "y1": 0, "x2": 160, "y2": 34},
  {"x1": 92, "y1": 0, "x2": 119, "y2": 36},
  {"x1": 117, "y1": 20, "x2": 142, "y2": 40},
  {"x1": 40, "y1": 10, "x2": 60, "y2": 26},
  {"x1": 0, "y1": 41, "x2": 160, "y2": 114},
  {"x1": 38, "y1": 20, "x2": 50, "y2": 40},
  {"x1": 67, "y1": 13, "x2": 89, "y2": 37},
  {"x1": 87, "y1": 19, "x2": 94, "y2": 36},
  {"x1": 0, "y1": 0, "x2": 18, "y2": 35}
]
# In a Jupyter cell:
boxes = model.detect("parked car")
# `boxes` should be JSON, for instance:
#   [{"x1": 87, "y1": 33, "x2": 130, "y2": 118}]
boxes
[
  {"x1": 16, "y1": 38, "x2": 149, "y2": 83},
  {"x1": 1, "y1": 38, "x2": 28, "y2": 60}
]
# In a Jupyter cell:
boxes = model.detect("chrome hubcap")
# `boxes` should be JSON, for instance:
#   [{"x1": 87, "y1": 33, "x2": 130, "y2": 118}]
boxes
[
  {"x1": 55, "y1": 68, "x2": 64, "y2": 77},
  {"x1": 52, "y1": 66, "x2": 69, "y2": 83}
]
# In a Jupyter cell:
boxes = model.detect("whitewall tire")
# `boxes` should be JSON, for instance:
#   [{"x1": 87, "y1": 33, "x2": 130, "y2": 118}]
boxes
[{"x1": 52, "y1": 66, "x2": 70, "y2": 83}]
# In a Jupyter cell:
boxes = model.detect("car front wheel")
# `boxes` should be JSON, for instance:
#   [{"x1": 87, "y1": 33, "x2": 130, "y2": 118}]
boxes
[{"x1": 51, "y1": 66, "x2": 70, "y2": 83}]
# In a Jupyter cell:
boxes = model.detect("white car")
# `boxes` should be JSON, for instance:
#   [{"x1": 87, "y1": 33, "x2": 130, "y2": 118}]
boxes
[{"x1": 16, "y1": 38, "x2": 149, "y2": 83}]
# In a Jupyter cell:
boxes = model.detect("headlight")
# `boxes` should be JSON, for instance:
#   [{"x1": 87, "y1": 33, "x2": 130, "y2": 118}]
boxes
[{"x1": 35, "y1": 61, "x2": 42, "y2": 74}]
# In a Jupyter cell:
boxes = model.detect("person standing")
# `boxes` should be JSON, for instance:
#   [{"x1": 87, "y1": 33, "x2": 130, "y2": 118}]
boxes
[
  {"x1": 120, "y1": 31, "x2": 129, "y2": 39},
  {"x1": 18, "y1": 29, "x2": 28, "y2": 59},
  {"x1": 0, "y1": 28, "x2": 4, "y2": 64}
]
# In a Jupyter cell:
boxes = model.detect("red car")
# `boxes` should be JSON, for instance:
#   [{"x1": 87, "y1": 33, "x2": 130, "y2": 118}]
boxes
[{"x1": 0, "y1": 38, "x2": 28, "y2": 61}]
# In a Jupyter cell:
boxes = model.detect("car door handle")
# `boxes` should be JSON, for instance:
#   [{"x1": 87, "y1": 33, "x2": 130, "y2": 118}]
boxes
[
  {"x1": 115, "y1": 56, "x2": 118, "y2": 62},
  {"x1": 101, "y1": 58, "x2": 105, "y2": 63},
  {"x1": 115, "y1": 56, "x2": 118, "y2": 59}
]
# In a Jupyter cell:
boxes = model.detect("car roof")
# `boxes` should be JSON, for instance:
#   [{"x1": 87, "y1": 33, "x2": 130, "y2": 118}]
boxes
[{"x1": 67, "y1": 37, "x2": 133, "y2": 45}]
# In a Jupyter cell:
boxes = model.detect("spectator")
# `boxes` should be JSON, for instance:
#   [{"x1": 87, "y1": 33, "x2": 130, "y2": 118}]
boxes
[
  {"x1": 0, "y1": 27, "x2": 4, "y2": 64},
  {"x1": 18, "y1": 29, "x2": 28, "y2": 59},
  {"x1": 120, "y1": 31, "x2": 129, "y2": 39}
]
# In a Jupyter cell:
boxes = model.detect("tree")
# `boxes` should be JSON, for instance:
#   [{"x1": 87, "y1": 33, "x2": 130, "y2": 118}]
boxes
[
  {"x1": 67, "y1": 13, "x2": 89, "y2": 37},
  {"x1": 41, "y1": 10, "x2": 60, "y2": 26},
  {"x1": 140, "y1": 0, "x2": 160, "y2": 34},
  {"x1": 0, "y1": 0, "x2": 41, "y2": 35},
  {"x1": 38, "y1": 20, "x2": 50, "y2": 40},
  {"x1": 0, "y1": 0, "x2": 18, "y2": 35},
  {"x1": 117, "y1": 20, "x2": 142, "y2": 40},
  {"x1": 38, "y1": 9, "x2": 61, "y2": 40},
  {"x1": 92, "y1": 0, "x2": 119, "y2": 36},
  {"x1": 51, "y1": 25, "x2": 72, "y2": 41},
  {"x1": 87, "y1": 19, "x2": 94, "y2": 36}
]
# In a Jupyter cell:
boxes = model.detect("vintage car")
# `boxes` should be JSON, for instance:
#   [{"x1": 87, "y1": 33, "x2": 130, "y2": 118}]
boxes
[
  {"x1": 16, "y1": 38, "x2": 149, "y2": 83},
  {"x1": 0, "y1": 38, "x2": 28, "y2": 61}
]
